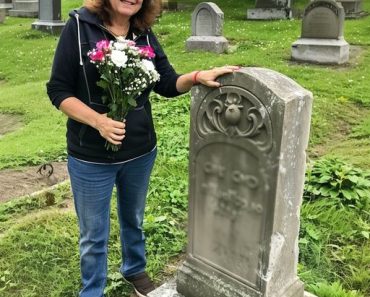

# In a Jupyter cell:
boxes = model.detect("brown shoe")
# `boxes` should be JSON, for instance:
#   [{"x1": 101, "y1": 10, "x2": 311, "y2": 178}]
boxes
[{"x1": 124, "y1": 272, "x2": 155, "y2": 297}]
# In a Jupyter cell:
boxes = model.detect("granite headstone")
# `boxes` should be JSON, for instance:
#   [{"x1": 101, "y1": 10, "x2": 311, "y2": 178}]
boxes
[
  {"x1": 32, "y1": 0, "x2": 65, "y2": 35},
  {"x1": 9, "y1": 0, "x2": 38, "y2": 18},
  {"x1": 186, "y1": 2, "x2": 228, "y2": 54},
  {"x1": 337, "y1": 0, "x2": 365, "y2": 18},
  {"x1": 247, "y1": 0, "x2": 292, "y2": 20},
  {"x1": 148, "y1": 67, "x2": 316, "y2": 297},
  {"x1": 291, "y1": 0, "x2": 349, "y2": 64}
]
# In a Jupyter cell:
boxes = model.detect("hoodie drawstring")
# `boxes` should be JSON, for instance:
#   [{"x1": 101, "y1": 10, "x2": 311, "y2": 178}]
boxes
[{"x1": 75, "y1": 13, "x2": 83, "y2": 66}]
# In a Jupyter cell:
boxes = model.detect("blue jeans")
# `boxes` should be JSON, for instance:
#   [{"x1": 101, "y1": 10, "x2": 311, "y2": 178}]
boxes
[{"x1": 67, "y1": 148, "x2": 157, "y2": 297}]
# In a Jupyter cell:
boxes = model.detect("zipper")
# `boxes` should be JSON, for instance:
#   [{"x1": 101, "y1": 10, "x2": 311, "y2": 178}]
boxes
[{"x1": 75, "y1": 13, "x2": 93, "y2": 105}]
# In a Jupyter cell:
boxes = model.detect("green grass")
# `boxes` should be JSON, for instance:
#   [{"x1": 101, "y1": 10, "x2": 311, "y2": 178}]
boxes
[{"x1": 0, "y1": 0, "x2": 370, "y2": 296}]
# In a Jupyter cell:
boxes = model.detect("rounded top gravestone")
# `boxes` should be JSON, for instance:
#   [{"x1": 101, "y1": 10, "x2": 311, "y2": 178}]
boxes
[
  {"x1": 191, "y1": 2, "x2": 224, "y2": 36},
  {"x1": 301, "y1": 0, "x2": 345, "y2": 39}
]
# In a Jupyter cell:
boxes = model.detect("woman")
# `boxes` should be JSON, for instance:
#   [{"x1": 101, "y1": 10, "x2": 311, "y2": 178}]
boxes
[{"x1": 47, "y1": 0, "x2": 238, "y2": 296}]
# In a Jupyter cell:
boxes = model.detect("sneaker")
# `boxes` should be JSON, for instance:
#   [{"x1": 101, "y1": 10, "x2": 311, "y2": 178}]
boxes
[{"x1": 124, "y1": 272, "x2": 155, "y2": 297}]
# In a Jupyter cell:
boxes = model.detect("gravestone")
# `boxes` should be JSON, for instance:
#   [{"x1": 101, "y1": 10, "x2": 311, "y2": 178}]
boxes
[
  {"x1": 162, "y1": 0, "x2": 177, "y2": 10},
  {"x1": 148, "y1": 67, "x2": 315, "y2": 297},
  {"x1": 186, "y1": 2, "x2": 228, "y2": 54},
  {"x1": 32, "y1": 0, "x2": 65, "y2": 35},
  {"x1": 0, "y1": 0, "x2": 13, "y2": 15},
  {"x1": 291, "y1": 0, "x2": 349, "y2": 65},
  {"x1": 337, "y1": 0, "x2": 365, "y2": 18},
  {"x1": 0, "y1": 6, "x2": 5, "y2": 23},
  {"x1": 9, "y1": 0, "x2": 38, "y2": 17},
  {"x1": 247, "y1": 0, "x2": 292, "y2": 20}
]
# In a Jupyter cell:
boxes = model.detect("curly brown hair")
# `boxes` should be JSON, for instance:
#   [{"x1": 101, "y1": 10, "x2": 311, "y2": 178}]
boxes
[{"x1": 84, "y1": 0, "x2": 161, "y2": 31}]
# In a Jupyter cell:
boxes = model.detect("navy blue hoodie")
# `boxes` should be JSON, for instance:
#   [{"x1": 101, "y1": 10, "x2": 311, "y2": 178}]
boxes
[{"x1": 47, "y1": 7, "x2": 182, "y2": 163}]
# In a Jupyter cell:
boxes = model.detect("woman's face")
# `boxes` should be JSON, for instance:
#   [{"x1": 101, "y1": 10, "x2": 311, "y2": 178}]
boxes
[{"x1": 109, "y1": 0, "x2": 143, "y2": 20}]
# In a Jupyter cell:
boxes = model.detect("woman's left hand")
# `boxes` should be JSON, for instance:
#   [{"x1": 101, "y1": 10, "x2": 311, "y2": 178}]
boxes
[{"x1": 196, "y1": 66, "x2": 240, "y2": 88}]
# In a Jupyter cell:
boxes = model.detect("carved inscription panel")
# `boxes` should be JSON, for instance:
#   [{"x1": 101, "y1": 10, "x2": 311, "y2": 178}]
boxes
[
  {"x1": 192, "y1": 143, "x2": 266, "y2": 289},
  {"x1": 195, "y1": 8, "x2": 214, "y2": 36},
  {"x1": 302, "y1": 2, "x2": 341, "y2": 39}
]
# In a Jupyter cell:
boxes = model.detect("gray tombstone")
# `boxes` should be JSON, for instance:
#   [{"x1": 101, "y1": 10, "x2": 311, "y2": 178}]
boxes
[
  {"x1": 247, "y1": 0, "x2": 292, "y2": 20},
  {"x1": 9, "y1": 0, "x2": 38, "y2": 18},
  {"x1": 0, "y1": 6, "x2": 5, "y2": 23},
  {"x1": 291, "y1": 0, "x2": 349, "y2": 65},
  {"x1": 337, "y1": 0, "x2": 365, "y2": 18},
  {"x1": 149, "y1": 67, "x2": 315, "y2": 297},
  {"x1": 32, "y1": 0, "x2": 65, "y2": 35},
  {"x1": 186, "y1": 2, "x2": 228, "y2": 54},
  {"x1": 0, "y1": 0, "x2": 13, "y2": 16}
]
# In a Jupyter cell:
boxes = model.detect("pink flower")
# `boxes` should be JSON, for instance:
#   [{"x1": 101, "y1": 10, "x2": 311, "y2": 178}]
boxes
[
  {"x1": 96, "y1": 39, "x2": 110, "y2": 51},
  {"x1": 89, "y1": 50, "x2": 105, "y2": 62},
  {"x1": 138, "y1": 46, "x2": 155, "y2": 59}
]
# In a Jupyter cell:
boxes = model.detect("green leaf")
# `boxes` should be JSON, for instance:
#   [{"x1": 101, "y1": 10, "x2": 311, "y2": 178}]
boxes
[
  {"x1": 341, "y1": 189, "x2": 354, "y2": 200},
  {"x1": 318, "y1": 175, "x2": 332, "y2": 183},
  {"x1": 154, "y1": 216, "x2": 167, "y2": 222},
  {"x1": 128, "y1": 97, "x2": 137, "y2": 107},
  {"x1": 361, "y1": 231, "x2": 369, "y2": 239},
  {"x1": 96, "y1": 80, "x2": 108, "y2": 89},
  {"x1": 306, "y1": 225, "x2": 320, "y2": 240}
]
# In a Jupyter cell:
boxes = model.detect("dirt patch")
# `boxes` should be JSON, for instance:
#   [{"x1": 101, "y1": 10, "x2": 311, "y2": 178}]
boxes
[
  {"x1": 0, "y1": 162, "x2": 69, "y2": 203},
  {"x1": 0, "y1": 113, "x2": 24, "y2": 138}
]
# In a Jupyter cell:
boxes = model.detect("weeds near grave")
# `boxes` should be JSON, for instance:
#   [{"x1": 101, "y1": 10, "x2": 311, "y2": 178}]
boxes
[
  {"x1": 304, "y1": 157, "x2": 370, "y2": 209},
  {"x1": 299, "y1": 157, "x2": 370, "y2": 296}
]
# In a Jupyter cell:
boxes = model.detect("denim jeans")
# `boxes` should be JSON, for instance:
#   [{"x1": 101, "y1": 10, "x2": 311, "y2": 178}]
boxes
[{"x1": 67, "y1": 148, "x2": 157, "y2": 297}]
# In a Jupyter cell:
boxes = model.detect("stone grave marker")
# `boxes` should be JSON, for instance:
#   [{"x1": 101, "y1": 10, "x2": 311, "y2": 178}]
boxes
[
  {"x1": 291, "y1": 0, "x2": 349, "y2": 64},
  {"x1": 32, "y1": 0, "x2": 65, "y2": 35},
  {"x1": 186, "y1": 2, "x2": 228, "y2": 54},
  {"x1": 337, "y1": 0, "x2": 365, "y2": 18},
  {"x1": 0, "y1": 0, "x2": 13, "y2": 16},
  {"x1": 0, "y1": 7, "x2": 5, "y2": 23},
  {"x1": 9, "y1": 0, "x2": 38, "y2": 18},
  {"x1": 149, "y1": 67, "x2": 315, "y2": 297},
  {"x1": 247, "y1": 0, "x2": 292, "y2": 20}
]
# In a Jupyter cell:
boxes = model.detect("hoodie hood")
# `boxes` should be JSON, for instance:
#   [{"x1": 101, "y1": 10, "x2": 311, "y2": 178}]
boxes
[{"x1": 69, "y1": 7, "x2": 103, "y2": 27}]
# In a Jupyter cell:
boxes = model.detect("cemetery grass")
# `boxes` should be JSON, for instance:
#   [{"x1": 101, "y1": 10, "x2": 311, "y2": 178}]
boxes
[{"x1": 0, "y1": 0, "x2": 369, "y2": 296}]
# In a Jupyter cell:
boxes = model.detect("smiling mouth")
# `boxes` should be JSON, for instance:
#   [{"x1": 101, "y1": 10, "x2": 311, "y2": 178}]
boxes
[{"x1": 119, "y1": 0, "x2": 135, "y2": 5}]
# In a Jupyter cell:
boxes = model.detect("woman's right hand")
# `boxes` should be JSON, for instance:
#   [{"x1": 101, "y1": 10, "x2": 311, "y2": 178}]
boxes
[{"x1": 95, "y1": 114, "x2": 126, "y2": 145}]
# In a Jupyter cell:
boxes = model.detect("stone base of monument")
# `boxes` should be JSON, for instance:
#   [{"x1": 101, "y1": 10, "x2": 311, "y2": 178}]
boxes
[
  {"x1": 9, "y1": 9, "x2": 38, "y2": 18},
  {"x1": 8, "y1": 0, "x2": 38, "y2": 18},
  {"x1": 32, "y1": 20, "x2": 65, "y2": 35},
  {"x1": 186, "y1": 36, "x2": 228, "y2": 54},
  {"x1": 291, "y1": 38, "x2": 349, "y2": 65},
  {"x1": 148, "y1": 279, "x2": 318, "y2": 297},
  {"x1": 0, "y1": 7, "x2": 5, "y2": 23},
  {"x1": 339, "y1": 0, "x2": 367, "y2": 19},
  {"x1": 247, "y1": 8, "x2": 292, "y2": 20}
]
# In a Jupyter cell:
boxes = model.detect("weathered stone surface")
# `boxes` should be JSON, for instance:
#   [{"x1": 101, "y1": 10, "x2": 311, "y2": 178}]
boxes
[
  {"x1": 175, "y1": 68, "x2": 313, "y2": 297},
  {"x1": 149, "y1": 279, "x2": 317, "y2": 297},
  {"x1": 0, "y1": 6, "x2": 6, "y2": 22},
  {"x1": 9, "y1": 0, "x2": 38, "y2": 18},
  {"x1": 186, "y1": 2, "x2": 228, "y2": 54},
  {"x1": 247, "y1": 0, "x2": 292, "y2": 19},
  {"x1": 302, "y1": 0, "x2": 344, "y2": 39},
  {"x1": 291, "y1": 38, "x2": 349, "y2": 64},
  {"x1": 291, "y1": 0, "x2": 349, "y2": 64},
  {"x1": 337, "y1": 0, "x2": 365, "y2": 18},
  {"x1": 0, "y1": 0, "x2": 13, "y2": 14},
  {"x1": 32, "y1": 0, "x2": 65, "y2": 35},
  {"x1": 186, "y1": 36, "x2": 228, "y2": 54}
]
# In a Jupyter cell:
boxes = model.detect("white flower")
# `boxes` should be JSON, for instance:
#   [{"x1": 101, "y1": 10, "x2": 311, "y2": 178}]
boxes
[
  {"x1": 110, "y1": 50, "x2": 128, "y2": 68},
  {"x1": 114, "y1": 41, "x2": 127, "y2": 51},
  {"x1": 141, "y1": 59, "x2": 155, "y2": 72}
]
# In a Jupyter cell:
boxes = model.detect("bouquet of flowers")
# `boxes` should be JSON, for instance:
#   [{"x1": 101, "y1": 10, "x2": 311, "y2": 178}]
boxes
[{"x1": 88, "y1": 39, "x2": 160, "y2": 151}]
